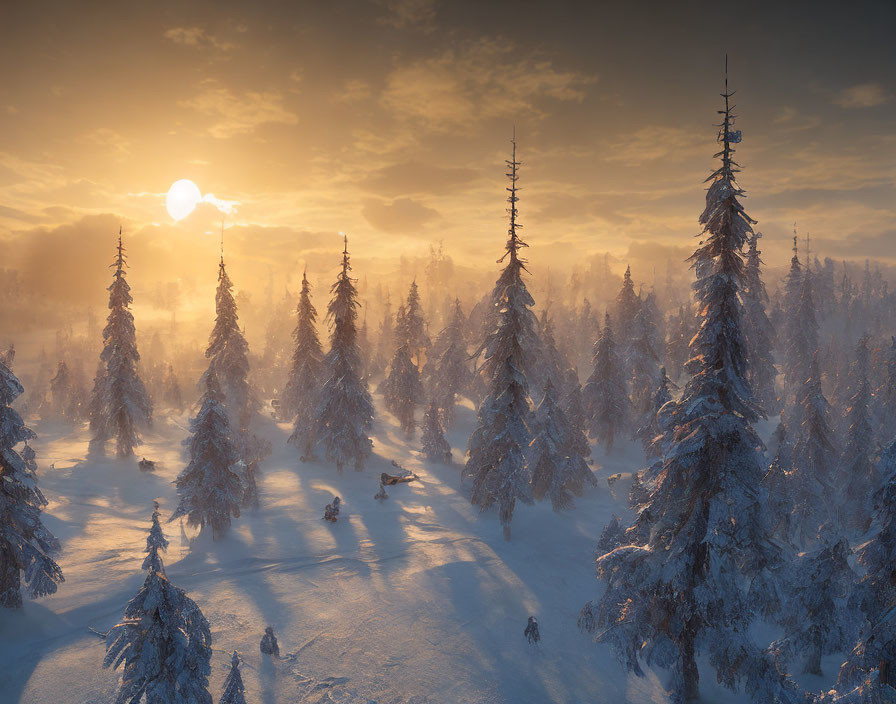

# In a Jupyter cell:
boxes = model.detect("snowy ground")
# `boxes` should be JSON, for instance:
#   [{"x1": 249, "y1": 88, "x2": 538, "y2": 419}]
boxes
[{"x1": 0, "y1": 399, "x2": 838, "y2": 703}]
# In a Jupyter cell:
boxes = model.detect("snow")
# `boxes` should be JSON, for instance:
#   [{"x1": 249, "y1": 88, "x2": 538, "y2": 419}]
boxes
[{"x1": 0, "y1": 397, "x2": 821, "y2": 703}]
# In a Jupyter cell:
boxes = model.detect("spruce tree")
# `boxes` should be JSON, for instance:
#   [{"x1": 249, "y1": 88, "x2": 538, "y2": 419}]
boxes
[
  {"x1": 464, "y1": 134, "x2": 538, "y2": 541},
  {"x1": 104, "y1": 505, "x2": 212, "y2": 704},
  {"x1": 218, "y1": 652, "x2": 247, "y2": 704},
  {"x1": 49, "y1": 360, "x2": 74, "y2": 422},
  {"x1": 629, "y1": 304, "x2": 661, "y2": 424},
  {"x1": 396, "y1": 281, "x2": 430, "y2": 367},
  {"x1": 90, "y1": 232, "x2": 152, "y2": 457},
  {"x1": 781, "y1": 228, "x2": 803, "y2": 398},
  {"x1": 529, "y1": 379, "x2": 596, "y2": 511},
  {"x1": 839, "y1": 336, "x2": 875, "y2": 533},
  {"x1": 775, "y1": 529, "x2": 855, "y2": 677},
  {"x1": 785, "y1": 258, "x2": 819, "y2": 403},
  {"x1": 313, "y1": 237, "x2": 374, "y2": 472},
  {"x1": 614, "y1": 265, "x2": 640, "y2": 352},
  {"x1": 205, "y1": 257, "x2": 254, "y2": 434},
  {"x1": 421, "y1": 399, "x2": 452, "y2": 463},
  {"x1": 789, "y1": 352, "x2": 837, "y2": 545},
  {"x1": 284, "y1": 271, "x2": 325, "y2": 459},
  {"x1": 582, "y1": 313, "x2": 631, "y2": 452},
  {"x1": 429, "y1": 298, "x2": 471, "y2": 427},
  {"x1": 0, "y1": 359, "x2": 64, "y2": 608},
  {"x1": 381, "y1": 343, "x2": 423, "y2": 436},
  {"x1": 742, "y1": 232, "x2": 778, "y2": 413},
  {"x1": 172, "y1": 372, "x2": 243, "y2": 541},
  {"x1": 763, "y1": 421, "x2": 794, "y2": 540},
  {"x1": 163, "y1": 364, "x2": 183, "y2": 410},
  {"x1": 585, "y1": 75, "x2": 793, "y2": 703},
  {"x1": 635, "y1": 366, "x2": 675, "y2": 459},
  {"x1": 533, "y1": 310, "x2": 568, "y2": 397}
]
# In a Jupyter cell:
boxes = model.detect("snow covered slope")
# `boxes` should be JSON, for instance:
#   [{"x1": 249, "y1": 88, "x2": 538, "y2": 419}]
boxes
[{"x1": 0, "y1": 400, "x2": 786, "y2": 703}]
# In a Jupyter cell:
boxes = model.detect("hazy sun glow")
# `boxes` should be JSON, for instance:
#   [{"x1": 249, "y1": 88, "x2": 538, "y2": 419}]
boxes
[{"x1": 166, "y1": 179, "x2": 202, "y2": 221}]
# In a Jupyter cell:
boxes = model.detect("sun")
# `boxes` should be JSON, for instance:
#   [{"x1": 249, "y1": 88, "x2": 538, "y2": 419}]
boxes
[{"x1": 166, "y1": 179, "x2": 202, "y2": 221}]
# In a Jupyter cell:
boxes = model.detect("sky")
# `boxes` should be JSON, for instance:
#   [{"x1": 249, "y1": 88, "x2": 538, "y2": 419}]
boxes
[{"x1": 0, "y1": 0, "x2": 894, "y2": 312}]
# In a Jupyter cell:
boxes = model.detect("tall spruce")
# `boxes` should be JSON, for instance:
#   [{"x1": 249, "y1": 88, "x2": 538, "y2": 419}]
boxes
[
  {"x1": 463, "y1": 133, "x2": 538, "y2": 541},
  {"x1": 781, "y1": 227, "x2": 804, "y2": 399},
  {"x1": 789, "y1": 352, "x2": 837, "y2": 545},
  {"x1": 172, "y1": 372, "x2": 243, "y2": 541},
  {"x1": 529, "y1": 379, "x2": 596, "y2": 511},
  {"x1": 381, "y1": 343, "x2": 423, "y2": 436},
  {"x1": 396, "y1": 280, "x2": 430, "y2": 367},
  {"x1": 429, "y1": 298, "x2": 471, "y2": 427},
  {"x1": 285, "y1": 271, "x2": 325, "y2": 459},
  {"x1": 838, "y1": 336, "x2": 875, "y2": 533},
  {"x1": 205, "y1": 255, "x2": 254, "y2": 434},
  {"x1": 742, "y1": 231, "x2": 778, "y2": 413},
  {"x1": 421, "y1": 399, "x2": 452, "y2": 463},
  {"x1": 313, "y1": 237, "x2": 374, "y2": 472},
  {"x1": 0, "y1": 358, "x2": 63, "y2": 608},
  {"x1": 582, "y1": 313, "x2": 631, "y2": 452},
  {"x1": 584, "y1": 71, "x2": 794, "y2": 703},
  {"x1": 104, "y1": 505, "x2": 212, "y2": 703},
  {"x1": 89, "y1": 232, "x2": 152, "y2": 457}
]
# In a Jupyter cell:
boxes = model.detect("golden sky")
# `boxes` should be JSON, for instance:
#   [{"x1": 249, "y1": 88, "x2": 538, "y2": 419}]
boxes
[{"x1": 0, "y1": 0, "x2": 894, "y2": 312}]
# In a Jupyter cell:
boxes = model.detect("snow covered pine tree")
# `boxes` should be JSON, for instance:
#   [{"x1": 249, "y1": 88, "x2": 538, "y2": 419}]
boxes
[
  {"x1": 313, "y1": 237, "x2": 375, "y2": 472},
  {"x1": 0, "y1": 357, "x2": 64, "y2": 608},
  {"x1": 582, "y1": 312, "x2": 631, "y2": 452},
  {"x1": 421, "y1": 399, "x2": 452, "y2": 463},
  {"x1": 218, "y1": 652, "x2": 247, "y2": 704},
  {"x1": 381, "y1": 343, "x2": 424, "y2": 436},
  {"x1": 583, "y1": 70, "x2": 799, "y2": 703},
  {"x1": 89, "y1": 231, "x2": 152, "y2": 458},
  {"x1": 172, "y1": 372, "x2": 243, "y2": 541},
  {"x1": 104, "y1": 504, "x2": 212, "y2": 703},
  {"x1": 205, "y1": 255, "x2": 254, "y2": 434},
  {"x1": 529, "y1": 379, "x2": 596, "y2": 511},
  {"x1": 285, "y1": 270, "x2": 325, "y2": 459},
  {"x1": 464, "y1": 133, "x2": 539, "y2": 541}
]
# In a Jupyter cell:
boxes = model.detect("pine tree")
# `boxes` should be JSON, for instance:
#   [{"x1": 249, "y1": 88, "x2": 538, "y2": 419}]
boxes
[
  {"x1": 172, "y1": 372, "x2": 243, "y2": 541},
  {"x1": 529, "y1": 379, "x2": 596, "y2": 511},
  {"x1": 163, "y1": 364, "x2": 183, "y2": 410},
  {"x1": 429, "y1": 298, "x2": 471, "y2": 428},
  {"x1": 614, "y1": 265, "x2": 640, "y2": 352},
  {"x1": 785, "y1": 257, "x2": 819, "y2": 402},
  {"x1": 218, "y1": 652, "x2": 247, "y2": 704},
  {"x1": 49, "y1": 360, "x2": 74, "y2": 422},
  {"x1": 561, "y1": 369, "x2": 586, "y2": 436},
  {"x1": 0, "y1": 359, "x2": 64, "y2": 608},
  {"x1": 839, "y1": 336, "x2": 875, "y2": 533},
  {"x1": 582, "y1": 313, "x2": 631, "y2": 452},
  {"x1": 284, "y1": 271, "x2": 325, "y2": 458},
  {"x1": 313, "y1": 237, "x2": 374, "y2": 472},
  {"x1": 143, "y1": 501, "x2": 168, "y2": 573},
  {"x1": 774, "y1": 529, "x2": 855, "y2": 676},
  {"x1": 629, "y1": 304, "x2": 661, "y2": 424},
  {"x1": 635, "y1": 366, "x2": 675, "y2": 459},
  {"x1": 781, "y1": 227, "x2": 803, "y2": 398},
  {"x1": 742, "y1": 232, "x2": 778, "y2": 413},
  {"x1": 763, "y1": 421, "x2": 794, "y2": 540},
  {"x1": 464, "y1": 134, "x2": 538, "y2": 541},
  {"x1": 90, "y1": 232, "x2": 152, "y2": 457},
  {"x1": 789, "y1": 352, "x2": 837, "y2": 545},
  {"x1": 665, "y1": 305, "x2": 692, "y2": 382},
  {"x1": 421, "y1": 399, "x2": 452, "y2": 463},
  {"x1": 586, "y1": 74, "x2": 793, "y2": 703},
  {"x1": 874, "y1": 336, "x2": 896, "y2": 444},
  {"x1": 396, "y1": 280, "x2": 430, "y2": 367},
  {"x1": 381, "y1": 343, "x2": 423, "y2": 436},
  {"x1": 533, "y1": 310, "x2": 568, "y2": 396},
  {"x1": 205, "y1": 257, "x2": 254, "y2": 434},
  {"x1": 104, "y1": 506, "x2": 212, "y2": 704}
]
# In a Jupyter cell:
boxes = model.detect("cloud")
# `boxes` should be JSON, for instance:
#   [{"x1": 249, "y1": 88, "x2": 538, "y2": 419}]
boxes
[
  {"x1": 336, "y1": 79, "x2": 373, "y2": 103},
  {"x1": 79, "y1": 128, "x2": 131, "y2": 159},
  {"x1": 178, "y1": 80, "x2": 298, "y2": 138},
  {"x1": 360, "y1": 161, "x2": 480, "y2": 197},
  {"x1": 361, "y1": 197, "x2": 439, "y2": 232},
  {"x1": 163, "y1": 26, "x2": 235, "y2": 51},
  {"x1": 377, "y1": 0, "x2": 438, "y2": 31},
  {"x1": 380, "y1": 38, "x2": 595, "y2": 134},
  {"x1": 604, "y1": 126, "x2": 705, "y2": 167},
  {"x1": 833, "y1": 83, "x2": 893, "y2": 109}
]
